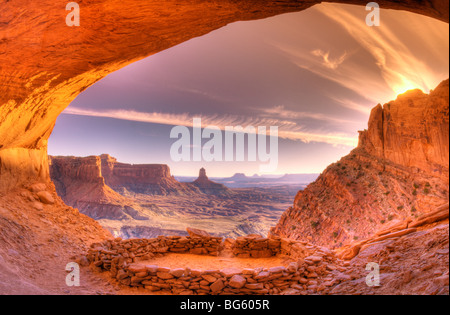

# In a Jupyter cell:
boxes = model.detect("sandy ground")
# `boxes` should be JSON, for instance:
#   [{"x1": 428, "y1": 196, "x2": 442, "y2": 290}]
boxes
[
  {"x1": 0, "y1": 187, "x2": 116, "y2": 295},
  {"x1": 135, "y1": 253, "x2": 292, "y2": 270}
]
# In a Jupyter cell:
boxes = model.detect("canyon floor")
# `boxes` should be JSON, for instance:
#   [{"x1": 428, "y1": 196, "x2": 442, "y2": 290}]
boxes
[
  {"x1": 100, "y1": 186, "x2": 298, "y2": 239},
  {"x1": 1, "y1": 183, "x2": 448, "y2": 295}
]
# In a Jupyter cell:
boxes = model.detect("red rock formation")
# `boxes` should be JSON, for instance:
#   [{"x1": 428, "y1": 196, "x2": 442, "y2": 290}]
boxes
[
  {"x1": 359, "y1": 80, "x2": 449, "y2": 178},
  {"x1": 0, "y1": 0, "x2": 449, "y2": 295},
  {"x1": 274, "y1": 80, "x2": 449, "y2": 247},
  {"x1": 336, "y1": 203, "x2": 449, "y2": 260},
  {"x1": 50, "y1": 155, "x2": 147, "y2": 220},
  {"x1": 100, "y1": 154, "x2": 199, "y2": 195},
  {"x1": 0, "y1": 0, "x2": 448, "y2": 192},
  {"x1": 192, "y1": 168, "x2": 231, "y2": 195}
]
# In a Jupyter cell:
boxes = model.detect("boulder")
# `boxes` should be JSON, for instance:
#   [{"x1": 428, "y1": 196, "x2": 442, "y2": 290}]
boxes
[
  {"x1": 210, "y1": 279, "x2": 225, "y2": 293},
  {"x1": 187, "y1": 227, "x2": 211, "y2": 238},
  {"x1": 36, "y1": 191, "x2": 54, "y2": 204},
  {"x1": 229, "y1": 275, "x2": 246, "y2": 289},
  {"x1": 29, "y1": 183, "x2": 47, "y2": 193}
]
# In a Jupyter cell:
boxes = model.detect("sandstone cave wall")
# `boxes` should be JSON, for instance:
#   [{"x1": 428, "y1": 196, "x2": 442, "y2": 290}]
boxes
[{"x1": 0, "y1": 0, "x2": 448, "y2": 191}]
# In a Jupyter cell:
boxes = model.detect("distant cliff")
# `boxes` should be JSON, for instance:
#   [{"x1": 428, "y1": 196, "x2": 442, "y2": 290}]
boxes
[
  {"x1": 191, "y1": 167, "x2": 231, "y2": 195},
  {"x1": 100, "y1": 154, "x2": 199, "y2": 196},
  {"x1": 49, "y1": 156, "x2": 147, "y2": 221},
  {"x1": 274, "y1": 80, "x2": 449, "y2": 247},
  {"x1": 49, "y1": 155, "x2": 234, "y2": 221}
]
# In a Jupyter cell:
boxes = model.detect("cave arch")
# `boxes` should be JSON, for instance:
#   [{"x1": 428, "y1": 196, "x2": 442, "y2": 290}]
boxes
[{"x1": 0, "y1": 0, "x2": 449, "y2": 191}]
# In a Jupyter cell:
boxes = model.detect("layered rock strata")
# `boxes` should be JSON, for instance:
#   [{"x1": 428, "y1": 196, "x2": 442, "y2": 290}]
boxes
[
  {"x1": 100, "y1": 154, "x2": 199, "y2": 196},
  {"x1": 274, "y1": 80, "x2": 449, "y2": 246},
  {"x1": 49, "y1": 155, "x2": 146, "y2": 220},
  {"x1": 191, "y1": 168, "x2": 231, "y2": 195}
]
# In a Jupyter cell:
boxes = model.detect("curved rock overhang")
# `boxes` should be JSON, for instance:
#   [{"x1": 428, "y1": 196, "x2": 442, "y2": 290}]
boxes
[{"x1": 0, "y1": 0, "x2": 449, "y2": 191}]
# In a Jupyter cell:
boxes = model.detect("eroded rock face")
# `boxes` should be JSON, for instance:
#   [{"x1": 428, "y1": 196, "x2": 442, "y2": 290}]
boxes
[
  {"x1": 51, "y1": 155, "x2": 233, "y2": 220},
  {"x1": 274, "y1": 80, "x2": 449, "y2": 247},
  {"x1": 359, "y1": 80, "x2": 449, "y2": 178},
  {"x1": 192, "y1": 168, "x2": 231, "y2": 195},
  {"x1": 100, "y1": 154, "x2": 199, "y2": 195},
  {"x1": 49, "y1": 155, "x2": 147, "y2": 220},
  {"x1": 0, "y1": 0, "x2": 449, "y2": 192}
]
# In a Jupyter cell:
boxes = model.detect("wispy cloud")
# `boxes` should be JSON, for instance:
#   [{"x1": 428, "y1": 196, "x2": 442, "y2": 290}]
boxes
[
  {"x1": 63, "y1": 107, "x2": 358, "y2": 147},
  {"x1": 326, "y1": 97, "x2": 372, "y2": 115},
  {"x1": 316, "y1": 3, "x2": 448, "y2": 98},
  {"x1": 270, "y1": 42, "x2": 392, "y2": 104},
  {"x1": 311, "y1": 49, "x2": 348, "y2": 70},
  {"x1": 260, "y1": 105, "x2": 358, "y2": 124},
  {"x1": 269, "y1": 4, "x2": 448, "y2": 105}
]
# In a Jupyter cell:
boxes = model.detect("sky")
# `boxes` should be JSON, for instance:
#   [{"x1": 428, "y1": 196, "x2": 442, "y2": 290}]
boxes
[{"x1": 48, "y1": 3, "x2": 449, "y2": 177}]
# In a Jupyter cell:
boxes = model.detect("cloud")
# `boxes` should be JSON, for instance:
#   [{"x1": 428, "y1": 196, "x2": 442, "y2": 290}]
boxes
[
  {"x1": 63, "y1": 107, "x2": 358, "y2": 147},
  {"x1": 316, "y1": 3, "x2": 448, "y2": 98},
  {"x1": 311, "y1": 49, "x2": 348, "y2": 70},
  {"x1": 269, "y1": 41, "x2": 392, "y2": 104},
  {"x1": 269, "y1": 3, "x2": 448, "y2": 105},
  {"x1": 260, "y1": 105, "x2": 358, "y2": 124},
  {"x1": 326, "y1": 97, "x2": 372, "y2": 115}
]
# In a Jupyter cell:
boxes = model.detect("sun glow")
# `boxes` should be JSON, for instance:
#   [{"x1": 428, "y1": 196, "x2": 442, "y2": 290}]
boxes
[{"x1": 391, "y1": 80, "x2": 423, "y2": 96}]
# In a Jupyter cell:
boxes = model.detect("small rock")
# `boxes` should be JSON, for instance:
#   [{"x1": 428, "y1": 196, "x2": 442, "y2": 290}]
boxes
[
  {"x1": 255, "y1": 271, "x2": 270, "y2": 280},
  {"x1": 305, "y1": 255, "x2": 323, "y2": 264},
  {"x1": 280, "y1": 288, "x2": 301, "y2": 295},
  {"x1": 210, "y1": 279, "x2": 225, "y2": 293},
  {"x1": 170, "y1": 268, "x2": 185, "y2": 278},
  {"x1": 269, "y1": 266, "x2": 287, "y2": 274},
  {"x1": 32, "y1": 202, "x2": 44, "y2": 211},
  {"x1": 135, "y1": 271, "x2": 148, "y2": 278},
  {"x1": 436, "y1": 248, "x2": 449, "y2": 255},
  {"x1": 157, "y1": 272, "x2": 174, "y2": 280},
  {"x1": 128, "y1": 264, "x2": 147, "y2": 273},
  {"x1": 145, "y1": 265, "x2": 158, "y2": 273},
  {"x1": 220, "y1": 267, "x2": 241, "y2": 278},
  {"x1": 37, "y1": 191, "x2": 54, "y2": 204},
  {"x1": 186, "y1": 227, "x2": 211, "y2": 238},
  {"x1": 245, "y1": 283, "x2": 264, "y2": 290},
  {"x1": 287, "y1": 262, "x2": 298, "y2": 273},
  {"x1": 157, "y1": 267, "x2": 171, "y2": 273},
  {"x1": 201, "y1": 274, "x2": 217, "y2": 283},
  {"x1": 116, "y1": 270, "x2": 128, "y2": 280},
  {"x1": 229, "y1": 275, "x2": 246, "y2": 289},
  {"x1": 29, "y1": 183, "x2": 47, "y2": 193}
]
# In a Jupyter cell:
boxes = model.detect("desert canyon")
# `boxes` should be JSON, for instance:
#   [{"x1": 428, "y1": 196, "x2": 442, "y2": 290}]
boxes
[
  {"x1": 0, "y1": 0, "x2": 449, "y2": 295},
  {"x1": 49, "y1": 154, "x2": 296, "y2": 238}
]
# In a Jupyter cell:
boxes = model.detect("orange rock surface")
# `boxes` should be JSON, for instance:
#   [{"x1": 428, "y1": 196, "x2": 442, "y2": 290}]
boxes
[
  {"x1": 0, "y1": 0, "x2": 449, "y2": 191},
  {"x1": 0, "y1": 0, "x2": 449, "y2": 295},
  {"x1": 100, "y1": 154, "x2": 199, "y2": 195},
  {"x1": 274, "y1": 80, "x2": 449, "y2": 247},
  {"x1": 49, "y1": 155, "x2": 144, "y2": 220}
]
